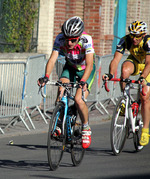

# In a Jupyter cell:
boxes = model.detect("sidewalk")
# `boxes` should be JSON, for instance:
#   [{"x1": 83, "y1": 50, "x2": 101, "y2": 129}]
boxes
[{"x1": 0, "y1": 101, "x2": 115, "y2": 138}]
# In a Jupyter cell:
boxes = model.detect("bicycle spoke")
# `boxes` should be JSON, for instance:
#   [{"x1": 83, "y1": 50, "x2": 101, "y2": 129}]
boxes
[
  {"x1": 133, "y1": 111, "x2": 144, "y2": 152},
  {"x1": 110, "y1": 97, "x2": 127, "y2": 155},
  {"x1": 113, "y1": 125, "x2": 126, "y2": 152},
  {"x1": 71, "y1": 115, "x2": 85, "y2": 166},
  {"x1": 47, "y1": 102, "x2": 65, "y2": 171}
]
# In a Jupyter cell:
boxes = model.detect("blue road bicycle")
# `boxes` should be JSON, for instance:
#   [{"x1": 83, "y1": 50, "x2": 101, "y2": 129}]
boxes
[{"x1": 41, "y1": 81, "x2": 85, "y2": 171}]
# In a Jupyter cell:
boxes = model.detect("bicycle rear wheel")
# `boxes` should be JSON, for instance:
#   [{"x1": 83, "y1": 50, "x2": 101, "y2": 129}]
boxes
[
  {"x1": 71, "y1": 113, "x2": 85, "y2": 166},
  {"x1": 133, "y1": 107, "x2": 144, "y2": 152},
  {"x1": 110, "y1": 97, "x2": 128, "y2": 155},
  {"x1": 47, "y1": 102, "x2": 65, "y2": 171}
]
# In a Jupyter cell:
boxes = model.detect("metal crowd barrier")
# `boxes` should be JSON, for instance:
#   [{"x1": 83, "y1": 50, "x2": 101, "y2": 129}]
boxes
[
  {"x1": 43, "y1": 57, "x2": 65, "y2": 118},
  {"x1": 21, "y1": 54, "x2": 48, "y2": 128},
  {"x1": 95, "y1": 54, "x2": 140, "y2": 114},
  {"x1": 43, "y1": 55, "x2": 104, "y2": 117},
  {"x1": 0, "y1": 54, "x2": 47, "y2": 134},
  {"x1": 87, "y1": 56, "x2": 106, "y2": 114},
  {"x1": 95, "y1": 54, "x2": 128, "y2": 114},
  {"x1": 43, "y1": 54, "x2": 140, "y2": 117},
  {"x1": 0, "y1": 53, "x2": 140, "y2": 134},
  {"x1": 0, "y1": 61, "x2": 25, "y2": 133}
]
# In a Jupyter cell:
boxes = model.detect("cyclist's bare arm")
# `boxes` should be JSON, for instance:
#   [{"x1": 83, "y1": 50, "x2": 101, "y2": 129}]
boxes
[
  {"x1": 82, "y1": 53, "x2": 94, "y2": 81},
  {"x1": 102, "y1": 51, "x2": 123, "y2": 80},
  {"x1": 46, "y1": 50, "x2": 59, "y2": 77},
  {"x1": 80, "y1": 53, "x2": 94, "y2": 91},
  {"x1": 109, "y1": 51, "x2": 123, "y2": 75},
  {"x1": 37, "y1": 50, "x2": 59, "y2": 87}
]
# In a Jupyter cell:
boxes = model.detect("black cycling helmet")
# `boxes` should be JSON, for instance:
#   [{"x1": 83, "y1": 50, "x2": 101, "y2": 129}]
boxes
[{"x1": 62, "y1": 16, "x2": 84, "y2": 37}]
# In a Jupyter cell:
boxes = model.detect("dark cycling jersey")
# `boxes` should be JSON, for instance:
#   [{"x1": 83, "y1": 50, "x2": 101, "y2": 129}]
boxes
[
  {"x1": 116, "y1": 34, "x2": 150, "y2": 63},
  {"x1": 53, "y1": 32, "x2": 95, "y2": 71}
]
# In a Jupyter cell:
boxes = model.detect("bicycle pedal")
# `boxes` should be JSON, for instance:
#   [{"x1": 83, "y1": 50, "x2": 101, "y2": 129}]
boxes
[
  {"x1": 128, "y1": 133, "x2": 134, "y2": 139},
  {"x1": 127, "y1": 131, "x2": 133, "y2": 139},
  {"x1": 66, "y1": 139, "x2": 72, "y2": 144},
  {"x1": 72, "y1": 138, "x2": 82, "y2": 145},
  {"x1": 74, "y1": 129, "x2": 81, "y2": 136}
]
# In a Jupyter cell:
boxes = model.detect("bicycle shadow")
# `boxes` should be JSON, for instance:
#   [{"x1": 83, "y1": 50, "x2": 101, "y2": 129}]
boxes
[
  {"x1": 7, "y1": 143, "x2": 47, "y2": 150},
  {"x1": 0, "y1": 159, "x2": 49, "y2": 171},
  {"x1": 85, "y1": 147, "x2": 113, "y2": 156}
]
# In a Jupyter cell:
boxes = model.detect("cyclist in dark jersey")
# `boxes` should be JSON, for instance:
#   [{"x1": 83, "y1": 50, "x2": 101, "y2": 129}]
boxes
[
  {"x1": 38, "y1": 16, "x2": 96, "y2": 149},
  {"x1": 103, "y1": 21, "x2": 150, "y2": 146}
]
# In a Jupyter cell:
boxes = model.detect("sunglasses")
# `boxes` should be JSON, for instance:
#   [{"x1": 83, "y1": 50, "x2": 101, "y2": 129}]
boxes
[
  {"x1": 65, "y1": 37, "x2": 79, "y2": 43},
  {"x1": 130, "y1": 34, "x2": 143, "y2": 40}
]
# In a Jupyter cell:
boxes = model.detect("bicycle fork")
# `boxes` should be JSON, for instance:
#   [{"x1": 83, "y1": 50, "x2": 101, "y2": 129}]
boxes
[
  {"x1": 61, "y1": 96, "x2": 74, "y2": 141},
  {"x1": 61, "y1": 96, "x2": 68, "y2": 136}
]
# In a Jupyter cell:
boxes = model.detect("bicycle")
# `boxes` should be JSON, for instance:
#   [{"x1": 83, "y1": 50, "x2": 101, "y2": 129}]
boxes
[
  {"x1": 40, "y1": 80, "x2": 85, "y2": 170},
  {"x1": 104, "y1": 78, "x2": 148, "y2": 155}
]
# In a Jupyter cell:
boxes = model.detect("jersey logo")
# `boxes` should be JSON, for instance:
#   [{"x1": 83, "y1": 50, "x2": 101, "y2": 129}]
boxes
[
  {"x1": 80, "y1": 36, "x2": 88, "y2": 43},
  {"x1": 85, "y1": 44, "x2": 92, "y2": 48}
]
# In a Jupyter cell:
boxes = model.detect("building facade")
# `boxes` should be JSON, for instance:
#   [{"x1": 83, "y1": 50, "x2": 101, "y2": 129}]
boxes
[{"x1": 37, "y1": 0, "x2": 150, "y2": 57}]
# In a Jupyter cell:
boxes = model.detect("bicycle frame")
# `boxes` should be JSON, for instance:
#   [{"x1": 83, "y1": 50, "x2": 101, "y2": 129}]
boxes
[
  {"x1": 104, "y1": 78, "x2": 143, "y2": 134},
  {"x1": 61, "y1": 92, "x2": 74, "y2": 137},
  {"x1": 123, "y1": 82, "x2": 139, "y2": 133},
  {"x1": 41, "y1": 81, "x2": 82, "y2": 140}
]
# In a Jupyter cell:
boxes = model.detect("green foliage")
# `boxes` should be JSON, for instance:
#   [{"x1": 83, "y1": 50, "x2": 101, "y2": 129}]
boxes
[{"x1": 1, "y1": 0, "x2": 38, "y2": 52}]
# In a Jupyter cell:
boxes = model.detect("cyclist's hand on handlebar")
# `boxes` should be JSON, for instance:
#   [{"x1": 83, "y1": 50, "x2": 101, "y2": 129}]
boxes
[
  {"x1": 79, "y1": 80, "x2": 88, "y2": 92},
  {"x1": 38, "y1": 76, "x2": 49, "y2": 87},
  {"x1": 102, "y1": 73, "x2": 113, "y2": 81},
  {"x1": 138, "y1": 76, "x2": 147, "y2": 87}
]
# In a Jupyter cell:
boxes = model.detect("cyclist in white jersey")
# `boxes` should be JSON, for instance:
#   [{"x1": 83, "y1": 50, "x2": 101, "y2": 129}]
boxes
[{"x1": 38, "y1": 16, "x2": 96, "y2": 149}]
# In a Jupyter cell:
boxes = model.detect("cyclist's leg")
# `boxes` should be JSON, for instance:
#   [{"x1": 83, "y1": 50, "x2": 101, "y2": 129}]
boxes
[
  {"x1": 56, "y1": 63, "x2": 75, "y2": 103},
  {"x1": 75, "y1": 64, "x2": 96, "y2": 149},
  {"x1": 140, "y1": 72, "x2": 150, "y2": 146},
  {"x1": 75, "y1": 88, "x2": 89, "y2": 125},
  {"x1": 75, "y1": 89, "x2": 91, "y2": 149},
  {"x1": 57, "y1": 77, "x2": 69, "y2": 98},
  {"x1": 120, "y1": 56, "x2": 139, "y2": 115},
  {"x1": 121, "y1": 55, "x2": 136, "y2": 89},
  {"x1": 122, "y1": 58, "x2": 150, "y2": 146},
  {"x1": 75, "y1": 63, "x2": 96, "y2": 125}
]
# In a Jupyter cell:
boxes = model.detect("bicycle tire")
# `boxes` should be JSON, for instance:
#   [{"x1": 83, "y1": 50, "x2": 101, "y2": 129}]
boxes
[
  {"x1": 71, "y1": 112, "x2": 85, "y2": 166},
  {"x1": 110, "y1": 97, "x2": 128, "y2": 155},
  {"x1": 47, "y1": 102, "x2": 66, "y2": 171},
  {"x1": 133, "y1": 107, "x2": 144, "y2": 152}
]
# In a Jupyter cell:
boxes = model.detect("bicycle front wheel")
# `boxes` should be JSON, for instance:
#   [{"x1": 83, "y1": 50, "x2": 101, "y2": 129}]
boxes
[
  {"x1": 133, "y1": 108, "x2": 144, "y2": 152},
  {"x1": 71, "y1": 113, "x2": 85, "y2": 166},
  {"x1": 47, "y1": 102, "x2": 65, "y2": 171},
  {"x1": 110, "y1": 97, "x2": 128, "y2": 155}
]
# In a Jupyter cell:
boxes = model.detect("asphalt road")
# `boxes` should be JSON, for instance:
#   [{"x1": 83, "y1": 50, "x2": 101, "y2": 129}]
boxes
[{"x1": 0, "y1": 120, "x2": 150, "y2": 179}]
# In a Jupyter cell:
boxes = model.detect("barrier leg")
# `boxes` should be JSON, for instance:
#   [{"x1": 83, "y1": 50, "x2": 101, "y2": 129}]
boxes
[
  {"x1": 36, "y1": 105, "x2": 48, "y2": 124},
  {"x1": 88, "y1": 101, "x2": 104, "y2": 114},
  {"x1": 110, "y1": 98, "x2": 116, "y2": 105},
  {"x1": 0, "y1": 127, "x2": 4, "y2": 134},
  {"x1": 19, "y1": 115, "x2": 30, "y2": 131},
  {"x1": 99, "y1": 102, "x2": 109, "y2": 114},
  {"x1": 4, "y1": 116, "x2": 20, "y2": 129},
  {"x1": 24, "y1": 109, "x2": 36, "y2": 129},
  {"x1": 44, "y1": 112, "x2": 52, "y2": 120}
]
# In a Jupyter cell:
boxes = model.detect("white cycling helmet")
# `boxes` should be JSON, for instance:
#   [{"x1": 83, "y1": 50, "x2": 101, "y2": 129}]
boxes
[
  {"x1": 62, "y1": 16, "x2": 84, "y2": 37},
  {"x1": 128, "y1": 21, "x2": 147, "y2": 35}
]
